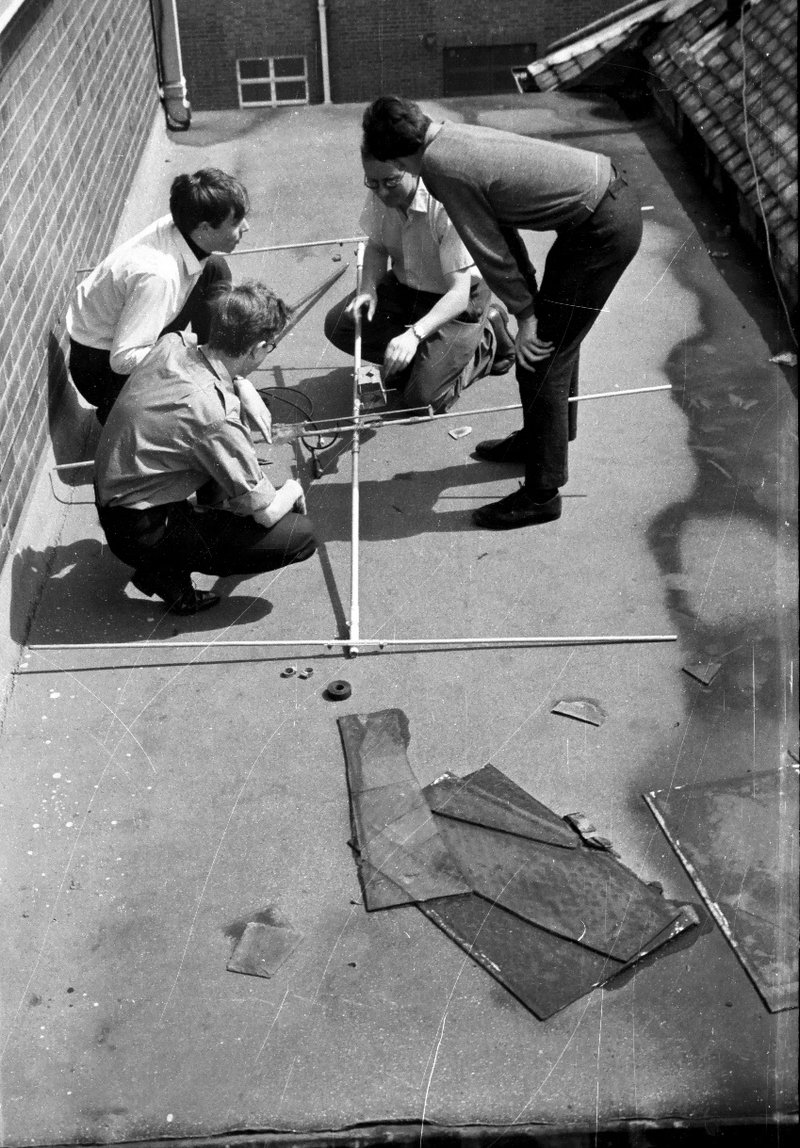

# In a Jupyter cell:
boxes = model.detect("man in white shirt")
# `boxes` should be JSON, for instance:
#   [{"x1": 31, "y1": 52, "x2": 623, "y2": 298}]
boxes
[
  {"x1": 67, "y1": 168, "x2": 269, "y2": 429},
  {"x1": 323, "y1": 151, "x2": 514, "y2": 413}
]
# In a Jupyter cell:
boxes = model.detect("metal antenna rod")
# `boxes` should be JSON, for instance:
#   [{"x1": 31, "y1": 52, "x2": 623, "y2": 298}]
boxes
[
  {"x1": 348, "y1": 242, "x2": 366, "y2": 657},
  {"x1": 27, "y1": 634, "x2": 678, "y2": 653}
]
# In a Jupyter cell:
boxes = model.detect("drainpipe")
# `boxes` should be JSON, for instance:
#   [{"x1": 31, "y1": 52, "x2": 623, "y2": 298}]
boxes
[
  {"x1": 317, "y1": 0, "x2": 332, "y2": 104},
  {"x1": 150, "y1": 0, "x2": 191, "y2": 131}
]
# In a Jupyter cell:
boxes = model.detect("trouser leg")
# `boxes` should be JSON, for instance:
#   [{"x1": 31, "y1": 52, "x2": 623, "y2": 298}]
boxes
[
  {"x1": 518, "y1": 178, "x2": 642, "y2": 489},
  {"x1": 99, "y1": 501, "x2": 317, "y2": 584},
  {"x1": 68, "y1": 340, "x2": 128, "y2": 424},
  {"x1": 323, "y1": 278, "x2": 408, "y2": 365},
  {"x1": 170, "y1": 505, "x2": 318, "y2": 576},
  {"x1": 404, "y1": 282, "x2": 491, "y2": 413},
  {"x1": 161, "y1": 255, "x2": 232, "y2": 343},
  {"x1": 324, "y1": 275, "x2": 491, "y2": 412}
]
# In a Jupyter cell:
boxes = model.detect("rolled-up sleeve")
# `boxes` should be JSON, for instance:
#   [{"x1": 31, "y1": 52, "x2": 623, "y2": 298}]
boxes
[{"x1": 194, "y1": 417, "x2": 279, "y2": 523}]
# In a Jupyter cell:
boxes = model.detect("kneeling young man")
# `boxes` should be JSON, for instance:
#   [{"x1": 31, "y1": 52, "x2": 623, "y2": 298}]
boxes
[
  {"x1": 67, "y1": 168, "x2": 268, "y2": 433},
  {"x1": 95, "y1": 282, "x2": 316, "y2": 615},
  {"x1": 324, "y1": 149, "x2": 514, "y2": 413}
]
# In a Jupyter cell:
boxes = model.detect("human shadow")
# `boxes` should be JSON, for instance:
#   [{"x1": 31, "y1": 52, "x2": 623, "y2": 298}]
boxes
[
  {"x1": 306, "y1": 460, "x2": 525, "y2": 544},
  {"x1": 12, "y1": 542, "x2": 273, "y2": 651}
]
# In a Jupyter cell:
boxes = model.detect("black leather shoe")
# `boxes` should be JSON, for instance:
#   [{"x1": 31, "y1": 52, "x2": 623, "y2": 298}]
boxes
[
  {"x1": 131, "y1": 572, "x2": 220, "y2": 615},
  {"x1": 487, "y1": 304, "x2": 515, "y2": 375},
  {"x1": 473, "y1": 428, "x2": 527, "y2": 463},
  {"x1": 473, "y1": 486, "x2": 561, "y2": 530}
]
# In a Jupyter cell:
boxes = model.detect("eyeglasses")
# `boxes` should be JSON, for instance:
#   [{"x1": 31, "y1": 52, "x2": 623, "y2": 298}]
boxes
[{"x1": 364, "y1": 174, "x2": 405, "y2": 191}]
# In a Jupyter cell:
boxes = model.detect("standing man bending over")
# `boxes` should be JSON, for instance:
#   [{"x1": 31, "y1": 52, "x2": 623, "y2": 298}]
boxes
[
  {"x1": 67, "y1": 168, "x2": 268, "y2": 435},
  {"x1": 324, "y1": 148, "x2": 515, "y2": 413},
  {"x1": 95, "y1": 282, "x2": 316, "y2": 616},
  {"x1": 362, "y1": 96, "x2": 643, "y2": 529}
]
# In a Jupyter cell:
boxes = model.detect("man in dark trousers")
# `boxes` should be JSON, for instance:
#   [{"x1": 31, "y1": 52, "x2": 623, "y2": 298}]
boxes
[
  {"x1": 67, "y1": 168, "x2": 269, "y2": 436},
  {"x1": 361, "y1": 96, "x2": 643, "y2": 529},
  {"x1": 95, "y1": 282, "x2": 316, "y2": 615}
]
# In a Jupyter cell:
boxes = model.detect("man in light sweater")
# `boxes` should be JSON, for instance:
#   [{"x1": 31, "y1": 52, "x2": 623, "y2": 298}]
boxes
[
  {"x1": 95, "y1": 283, "x2": 316, "y2": 616},
  {"x1": 67, "y1": 168, "x2": 269, "y2": 435},
  {"x1": 362, "y1": 96, "x2": 643, "y2": 530}
]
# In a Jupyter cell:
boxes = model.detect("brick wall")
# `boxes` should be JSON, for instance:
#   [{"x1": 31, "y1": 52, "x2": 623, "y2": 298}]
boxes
[
  {"x1": 0, "y1": 0, "x2": 158, "y2": 571},
  {"x1": 176, "y1": 0, "x2": 324, "y2": 110},
  {"x1": 177, "y1": 0, "x2": 624, "y2": 109}
]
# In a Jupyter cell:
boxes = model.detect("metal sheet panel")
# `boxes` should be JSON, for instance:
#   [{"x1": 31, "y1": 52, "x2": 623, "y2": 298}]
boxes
[{"x1": 646, "y1": 766, "x2": 799, "y2": 1011}]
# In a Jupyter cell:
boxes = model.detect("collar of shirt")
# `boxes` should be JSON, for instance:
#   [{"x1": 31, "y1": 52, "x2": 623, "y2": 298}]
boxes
[
  {"x1": 196, "y1": 343, "x2": 234, "y2": 388},
  {"x1": 170, "y1": 221, "x2": 203, "y2": 277},
  {"x1": 405, "y1": 180, "x2": 432, "y2": 217}
]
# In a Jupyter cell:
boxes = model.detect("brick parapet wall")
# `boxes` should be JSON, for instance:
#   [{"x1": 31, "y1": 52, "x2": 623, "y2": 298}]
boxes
[
  {"x1": 0, "y1": 0, "x2": 158, "y2": 570},
  {"x1": 177, "y1": 0, "x2": 624, "y2": 109}
]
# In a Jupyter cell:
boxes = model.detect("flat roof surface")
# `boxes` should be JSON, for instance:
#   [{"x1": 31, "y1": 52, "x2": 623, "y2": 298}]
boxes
[{"x1": 0, "y1": 92, "x2": 797, "y2": 1145}]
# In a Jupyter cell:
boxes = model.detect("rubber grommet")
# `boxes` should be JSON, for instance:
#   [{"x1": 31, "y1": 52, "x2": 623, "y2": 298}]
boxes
[
  {"x1": 280, "y1": 666, "x2": 297, "y2": 678},
  {"x1": 325, "y1": 679, "x2": 352, "y2": 700}
]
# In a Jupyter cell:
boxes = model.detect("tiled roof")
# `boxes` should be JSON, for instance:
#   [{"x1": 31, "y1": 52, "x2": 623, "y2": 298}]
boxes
[
  {"x1": 513, "y1": 0, "x2": 703, "y2": 93},
  {"x1": 645, "y1": 0, "x2": 798, "y2": 284}
]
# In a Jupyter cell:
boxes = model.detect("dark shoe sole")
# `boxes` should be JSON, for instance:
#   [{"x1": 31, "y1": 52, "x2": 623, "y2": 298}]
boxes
[
  {"x1": 131, "y1": 573, "x2": 220, "y2": 615},
  {"x1": 473, "y1": 495, "x2": 562, "y2": 530}
]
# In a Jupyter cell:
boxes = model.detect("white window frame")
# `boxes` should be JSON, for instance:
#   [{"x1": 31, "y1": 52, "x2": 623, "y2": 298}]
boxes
[{"x1": 237, "y1": 56, "x2": 309, "y2": 108}]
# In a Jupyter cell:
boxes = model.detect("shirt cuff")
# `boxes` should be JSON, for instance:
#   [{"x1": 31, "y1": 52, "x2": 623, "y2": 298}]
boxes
[
  {"x1": 223, "y1": 473, "x2": 278, "y2": 518},
  {"x1": 512, "y1": 302, "x2": 537, "y2": 322}
]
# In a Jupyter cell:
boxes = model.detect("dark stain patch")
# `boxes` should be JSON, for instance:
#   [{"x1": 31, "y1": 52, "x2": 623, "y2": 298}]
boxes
[
  {"x1": 28, "y1": 993, "x2": 42, "y2": 1007},
  {"x1": 96, "y1": 1021, "x2": 117, "y2": 1051},
  {"x1": 223, "y1": 905, "x2": 285, "y2": 942}
]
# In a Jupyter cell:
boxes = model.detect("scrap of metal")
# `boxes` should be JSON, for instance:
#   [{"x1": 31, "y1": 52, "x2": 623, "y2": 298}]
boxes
[
  {"x1": 227, "y1": 921, "x2": 302, "y2": 978},
  {"x1": 339, "y1": 708, "x2": 700, "y2": 1020}
]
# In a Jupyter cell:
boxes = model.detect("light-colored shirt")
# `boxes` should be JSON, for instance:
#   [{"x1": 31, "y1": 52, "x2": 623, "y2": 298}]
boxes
[
  {"x1": 66, "y1": 215, "x2": 205, "y2": 375},
  {"x1": 95, "y1": 332, "x2": 278, "y2": 525},
  {"x1": 420, "y1": 122, "x2": 612, "y2": 315},
  {"x1": 359, "y1": 180, "x2": 477, "y2": 295}
]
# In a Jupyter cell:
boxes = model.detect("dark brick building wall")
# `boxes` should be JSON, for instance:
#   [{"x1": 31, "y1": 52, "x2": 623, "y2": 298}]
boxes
[
  {"x1": 177, "y1": 0, "x2": 325, "y2": 110},
  {"x1": 177, "y1": 0, "x2": 625, "y2": 109},
  {"x1": 0, "y1": 0, "x2": 158, "y2": 570}
]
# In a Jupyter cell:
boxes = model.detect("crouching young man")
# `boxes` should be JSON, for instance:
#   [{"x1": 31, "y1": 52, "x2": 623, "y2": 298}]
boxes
[{"x1": 95, "y1": 282, "x2": 316, "y2": 615}]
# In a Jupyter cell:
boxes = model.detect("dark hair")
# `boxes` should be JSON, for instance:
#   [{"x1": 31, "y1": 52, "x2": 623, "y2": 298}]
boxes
[
  {"x1": 361, "y1": 96, "x2": 431, "y2": 161},
  {"x1": 169, "y1": 168, "x2": 250, "y2": 234},
  {"x1": 207, "y1": 282, "x2": 291, "y2": 357}
]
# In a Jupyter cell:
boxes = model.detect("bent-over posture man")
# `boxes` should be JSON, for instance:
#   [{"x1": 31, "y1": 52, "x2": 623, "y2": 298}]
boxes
[
  {"x1": 324, "y1": 149, "x2": 515, "y2": 413},
  {"x1": 362, "y1": 96, "x2": 643, "y2": 529},
  {"x1": 95, "y1": 282, "x2": 316, "y2": 615},
  {"x1": 67, "y1": 168, "x2": 268, "y2": 434}
]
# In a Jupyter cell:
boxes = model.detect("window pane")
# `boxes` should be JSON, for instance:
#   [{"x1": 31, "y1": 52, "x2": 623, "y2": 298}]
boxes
[
  {"x1": 239, "y1": 58, "x2": 269, "y2": 80},
  {"x1": 274, "y1": 56, "x2": 305, "y2": 77},
  {"x1": 241, "y1": 83, "x2": 274, "y2": 104},
  {"x1": 274, "y1": 80, "x2": 307, "y2": 102}
]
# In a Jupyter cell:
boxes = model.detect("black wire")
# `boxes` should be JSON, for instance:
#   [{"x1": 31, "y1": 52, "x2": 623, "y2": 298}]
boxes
[{"x1": 258, "y1": 386, "x2": 340, "y2": 477}]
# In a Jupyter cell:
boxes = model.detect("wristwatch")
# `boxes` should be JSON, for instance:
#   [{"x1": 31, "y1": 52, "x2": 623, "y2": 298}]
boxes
[{"x1": 409, "y1": 323, "x2": 425, "y2": 342}]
